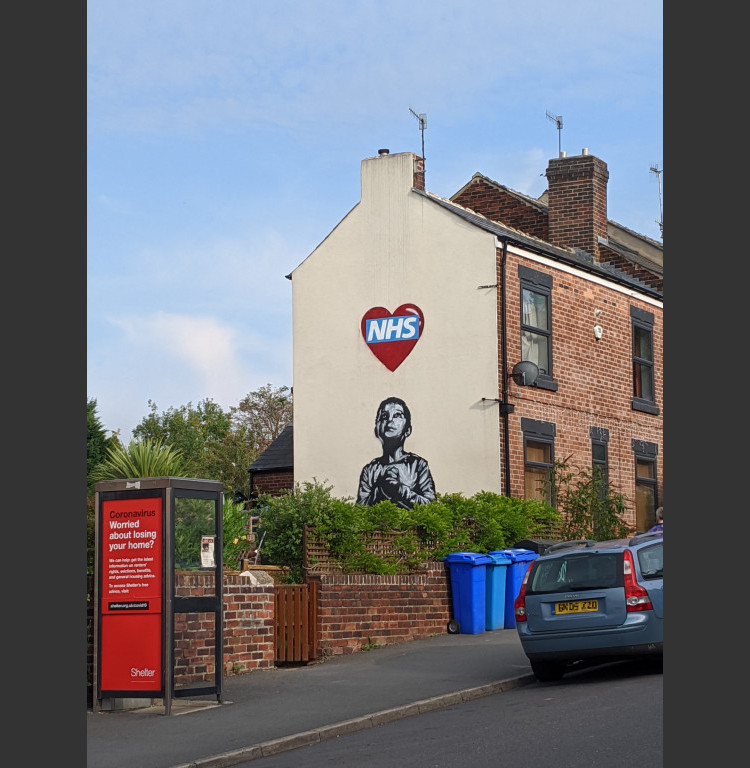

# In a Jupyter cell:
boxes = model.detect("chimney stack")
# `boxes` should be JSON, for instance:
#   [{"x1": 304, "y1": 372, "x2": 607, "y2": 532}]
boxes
[{"x1": 545, "y1": 151, "x2": 609, "y2": 261}]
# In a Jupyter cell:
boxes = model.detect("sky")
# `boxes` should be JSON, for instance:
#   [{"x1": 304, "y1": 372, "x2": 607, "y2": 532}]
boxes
[{"x1": 87, "y1": 0, "x2": 663, "y2": 444}]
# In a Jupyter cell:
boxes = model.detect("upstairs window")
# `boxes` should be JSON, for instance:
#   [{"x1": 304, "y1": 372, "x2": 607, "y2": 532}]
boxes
[
  {"x1": 631, "y1": 306, "x2": 658, "y2": 415},
  {"x1": 519, "y1": 266, "x2": 557, "y2": 391}
]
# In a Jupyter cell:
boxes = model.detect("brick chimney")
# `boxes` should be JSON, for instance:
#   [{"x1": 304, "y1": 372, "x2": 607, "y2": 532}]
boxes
[{"x1": 545, "y1": 150, "x2": 609, "y2": 261}]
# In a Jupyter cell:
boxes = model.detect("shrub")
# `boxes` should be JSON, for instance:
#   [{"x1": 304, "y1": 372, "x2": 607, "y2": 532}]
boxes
[
  {"x1": 255, "y1": 480, "x2": 562, "y2": 582},
  {"x1": 547, "y1": 457, "x2": 633, "y2": 541}
]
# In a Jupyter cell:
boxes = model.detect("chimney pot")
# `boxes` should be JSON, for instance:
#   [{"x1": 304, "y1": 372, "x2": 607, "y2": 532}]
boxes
[
  {"x1": 582, "y1": 147, "x2": 589, "y2": 155},
  {"x1": 559, "y1": 151, "x2": 566, "y2": 158},
  {"x1": 378, "y1": 148, "x2": 390, "y2": 156}
]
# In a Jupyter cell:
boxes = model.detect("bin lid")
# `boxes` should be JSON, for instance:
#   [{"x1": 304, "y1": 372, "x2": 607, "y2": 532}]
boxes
[
  {"x1": 489, "y1": 548, "x2": 539, "y2": 563},
  {"x1": 486, "y1": 552, "x2": 512, "y2": 564},
  {"x1": 443, "y1": 552, "x2": 492, "y2": 565}
]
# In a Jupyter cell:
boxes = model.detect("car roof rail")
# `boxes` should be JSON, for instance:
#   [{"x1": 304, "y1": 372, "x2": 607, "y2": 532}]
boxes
[
  {"x1": 628, "y1": 531, "x2": 663, "y2": 545},
  {"x1": 546, "y1": 539, "x2": 598, "y2": 554}
]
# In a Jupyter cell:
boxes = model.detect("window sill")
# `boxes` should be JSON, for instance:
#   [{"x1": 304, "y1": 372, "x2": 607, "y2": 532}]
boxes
[
  {"x1": 631, "y1": 398, "x2": 659, "y2": 415},
  {"x1": 533, "y1": 376, "x2": 558, "y2": 392}
]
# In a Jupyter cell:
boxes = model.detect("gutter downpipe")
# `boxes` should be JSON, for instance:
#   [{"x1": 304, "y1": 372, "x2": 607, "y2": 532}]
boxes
[{"x1": 499, "y1": 237, "x2": 512, "y2": 497}]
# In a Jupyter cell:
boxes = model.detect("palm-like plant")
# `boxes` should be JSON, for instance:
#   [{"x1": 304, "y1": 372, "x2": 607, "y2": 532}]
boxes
[{"x1": 89, "y1": 439, "x2": 188, "y2": 482}]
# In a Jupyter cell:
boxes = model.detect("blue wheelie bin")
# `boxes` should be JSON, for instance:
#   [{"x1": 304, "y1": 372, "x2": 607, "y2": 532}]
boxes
[
  {"x1": 485, "y1": 551, "x2": 511, "y2": 630},
  {"x1": 443, "y1": 552, "x2": 492, "y2": 634},
  {"x1": 490, "y1": 548, "x2": 539, "y2": 629}
]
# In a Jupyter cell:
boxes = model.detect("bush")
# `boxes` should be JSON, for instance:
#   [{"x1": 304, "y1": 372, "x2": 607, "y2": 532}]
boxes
[
  {"x1": 255, "y1": 480, "x2": 562, "y2": 582},
  {"x1": 547, "y1": 458, "x2": 633, "y2": 541}
]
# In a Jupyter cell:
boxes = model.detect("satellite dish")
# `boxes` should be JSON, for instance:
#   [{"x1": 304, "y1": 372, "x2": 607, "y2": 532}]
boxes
[{"x1": 511, "y1": 361, "x2": 539, "y2": 386}]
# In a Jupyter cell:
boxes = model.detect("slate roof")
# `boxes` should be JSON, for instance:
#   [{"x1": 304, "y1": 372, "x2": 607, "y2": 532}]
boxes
[
  {"x1": 248, "y1": 424, "x2": 294, "y2": 472},
  {"x1": 416, "y1": 188, "x2": 662, "y2": 301}
]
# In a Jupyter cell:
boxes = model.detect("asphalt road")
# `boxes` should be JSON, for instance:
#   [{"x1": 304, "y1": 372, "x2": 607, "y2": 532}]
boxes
[{"x1": 229, "y1": 658, "x2": 663, "y2": 768}]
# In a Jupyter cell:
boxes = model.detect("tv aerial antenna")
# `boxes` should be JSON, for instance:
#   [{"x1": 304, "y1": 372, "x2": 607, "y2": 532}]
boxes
[
  {"x1": 649, "y1": 163, "x2": 664, "y2": 238},
  {"x1": 409, "y1": 107, "x2": 427, "y2": 161},
  {"x1": 546, "y1": 110, "x2": 563, "y2": 156}
]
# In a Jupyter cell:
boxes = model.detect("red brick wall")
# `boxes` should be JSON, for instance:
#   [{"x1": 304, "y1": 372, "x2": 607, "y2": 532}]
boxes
[
  {"x1": 252, "y1": 471, "x2": 294, "y2": 497},
  {"x1": 546, "y1": 154, "x2": 609, "y2": 259},
  {"x1": 500, "y1": 249, "x2": 663, "y2": 527},
  {"x1": 452, "y1": 178, "x2": 548, "y2": 241},
  {"x1": 89, "y1": 565, "x2": 458, "y2": 697},
  {"x1": 312, "y1": 562, "x2": 453, "y2": 656},
  {"x1": 173, "y1": 572, "x2": 275, "y2": 683}
]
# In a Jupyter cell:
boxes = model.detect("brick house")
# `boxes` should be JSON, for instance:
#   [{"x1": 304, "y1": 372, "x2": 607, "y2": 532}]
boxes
[
  {"x1": 275, "y1": 148, "x2": 662, "y2": 532},
  {"x1": 248, "y1": 423, "x2": 294, "y2": 499}
]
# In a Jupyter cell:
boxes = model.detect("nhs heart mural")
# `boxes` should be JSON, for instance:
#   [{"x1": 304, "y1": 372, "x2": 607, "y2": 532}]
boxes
[{"x1": 361, "y1": 304, "x2": 424, "y2": 371}]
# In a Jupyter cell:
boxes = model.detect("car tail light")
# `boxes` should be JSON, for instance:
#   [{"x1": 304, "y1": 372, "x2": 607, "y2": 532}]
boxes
[
  {"x1": 513, "y1": 564, "x2": 533, "y2": 622},
  {"x1": 623, "y1": 550, "x2": 652, "y2": 612}
]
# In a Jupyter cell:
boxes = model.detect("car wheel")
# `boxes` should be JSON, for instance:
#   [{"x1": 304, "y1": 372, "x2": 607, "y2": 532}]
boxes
[
  {"x1": 447, "y1": 619, "x2": 460, "y2": 634},
  {"x1": 531, "y1": 659, "x2": 566, "y2": 682}
]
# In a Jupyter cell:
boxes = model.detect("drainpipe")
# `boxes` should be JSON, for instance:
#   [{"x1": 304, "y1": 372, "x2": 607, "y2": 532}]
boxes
[{"x1": 499, "y1": 237, "x2": 513, "y2": 497}]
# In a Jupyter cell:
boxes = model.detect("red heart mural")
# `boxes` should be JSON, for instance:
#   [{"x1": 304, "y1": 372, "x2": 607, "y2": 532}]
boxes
[{"x1": 361, "y1": 304, "x2": 424, "y2": 371}]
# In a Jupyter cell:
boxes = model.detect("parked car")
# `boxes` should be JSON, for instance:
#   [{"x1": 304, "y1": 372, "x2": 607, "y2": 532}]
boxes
[{"x1": 513, "y1": 532, "x2": 663, "y2": 681}]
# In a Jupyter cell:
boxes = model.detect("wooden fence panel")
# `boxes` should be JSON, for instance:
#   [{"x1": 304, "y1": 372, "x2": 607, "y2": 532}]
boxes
[{"x1": 274, "y1": 582, "x2": 318, "y2": 663}]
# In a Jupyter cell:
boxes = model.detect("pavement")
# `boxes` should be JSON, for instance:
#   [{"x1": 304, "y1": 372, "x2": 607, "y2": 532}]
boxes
[{"x1": 87, "y1": 628, "x2": 535, "y2": 768}]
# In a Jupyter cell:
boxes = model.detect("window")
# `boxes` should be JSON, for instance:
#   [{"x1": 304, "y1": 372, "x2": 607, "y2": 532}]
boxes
[
  {"x1": 590, "y1": 427, "x2": 610, "y2": 504},
  {"x1": 631, "y1": 306, "x2": 658, "y2": 415},
  {"x1": 522, "y1": 418, "x2": 555, "y2": 504},
  {"x1": 633, "y1": 440, "x2": 659, "y2": 533},
  {"x1": 519, "y1": 266, "x2": 557, "y2": 391}
]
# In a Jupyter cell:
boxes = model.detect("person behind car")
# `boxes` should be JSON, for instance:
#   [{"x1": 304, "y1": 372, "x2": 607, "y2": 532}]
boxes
[{"x1": 647, "y1": 506, "x2": 663, "y2": 533}]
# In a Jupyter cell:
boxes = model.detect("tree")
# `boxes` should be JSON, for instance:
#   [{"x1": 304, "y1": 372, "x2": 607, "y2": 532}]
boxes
[
  {"x1": 546, "y1": 457, "x2": 633, "y2": 541},
  {"x1": 133, "y1": 398, "x2": 232, "y2": 476},
  {"x1": 87, "y1": 398, "x2": 122, "y2": 575},
  {"x1": 231, "y1": 384, "x2": 293, "y2": 455},
  {"x1": 132, "y1": 398, "x2": 258, "y2": 498},
  {"x1": 87, "y1": 398, "x2": 120, "y2": 495}
]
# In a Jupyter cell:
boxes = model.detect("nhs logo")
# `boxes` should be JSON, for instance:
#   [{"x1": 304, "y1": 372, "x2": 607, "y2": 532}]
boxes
[
  {"x1": 365, "y1": 315, "x2": 420, "y2": 344},
  {"x1": 360, "y1": 304, "x2": 424, "y2": 371}
]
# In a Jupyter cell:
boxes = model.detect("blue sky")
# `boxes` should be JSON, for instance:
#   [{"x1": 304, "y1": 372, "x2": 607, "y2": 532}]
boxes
[{"x1": 87, "y1": 0, "x2": 663, "y2": 444}]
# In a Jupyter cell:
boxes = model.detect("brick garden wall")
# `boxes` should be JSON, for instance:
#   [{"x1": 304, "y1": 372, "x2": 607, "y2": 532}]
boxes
[
  {"x1": 174, "y1": 572, "x2": 276, "y2": 683},
  {"x1": 312, "y1": 562, "x2": 453, "y2": 656},
  {"x1": 88, "y1": 562, "x2": 456, "y2": 702}
]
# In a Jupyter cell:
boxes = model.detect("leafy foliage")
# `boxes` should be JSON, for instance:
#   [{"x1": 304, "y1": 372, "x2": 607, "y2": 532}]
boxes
[
  {"x1": 87, "y1": 398, "x2": 122, "y2": 575},
  {"x1": 87, "y1": 398, "x2": 120, "y2": 494},
  {"x1": 89, "y1": 438, "x2": 188, "y2": 482},
  {"x1": 130, "y1": 385, "x2": 293, "y2": 499},
  {"x1": 255, "y1": 480, "x2": 562, "y2": 583},
  {"x1": 222, "y1": 497, "x2": 255, "y2": 569},
  {"x1": 546, "y1": 457, "x2": 633, "y2": 541},
  {"x1": 230, "y1": 384, "x2": 293, "y2": 456}
]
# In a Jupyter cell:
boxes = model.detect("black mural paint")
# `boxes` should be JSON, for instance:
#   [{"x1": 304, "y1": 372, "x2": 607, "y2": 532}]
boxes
[{"x1": 357, "y1": 397, "x2": 436, "y2": 510}]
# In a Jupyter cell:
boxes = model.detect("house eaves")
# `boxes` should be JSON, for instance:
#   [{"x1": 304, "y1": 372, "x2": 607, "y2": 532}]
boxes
[
  {"x1": 248, "y1": 424, "x2": 294, "y2": 472},
  {"x1": 415, "y1": 188, "x2": 663, "y2": 301}
]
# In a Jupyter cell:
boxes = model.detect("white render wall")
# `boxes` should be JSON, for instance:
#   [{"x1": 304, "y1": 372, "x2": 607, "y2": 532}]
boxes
[{"x1": 291, "y1": 151, "x2": 502, "y2": 501}]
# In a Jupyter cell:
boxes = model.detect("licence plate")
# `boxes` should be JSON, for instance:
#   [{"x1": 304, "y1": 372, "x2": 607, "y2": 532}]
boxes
[{"x1": 554, "y1": 599, "x2": 598, "y2": 615}]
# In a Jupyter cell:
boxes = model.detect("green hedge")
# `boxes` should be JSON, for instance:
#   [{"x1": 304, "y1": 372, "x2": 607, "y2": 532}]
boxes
[{"x1": 254, "y1": 481, "x2": 562, "y2": 583}]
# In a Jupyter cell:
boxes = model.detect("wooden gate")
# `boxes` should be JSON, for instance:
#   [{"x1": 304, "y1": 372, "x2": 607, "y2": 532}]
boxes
[{"x1": 274, "y1": 581, "x2": 319, "y2": 663}]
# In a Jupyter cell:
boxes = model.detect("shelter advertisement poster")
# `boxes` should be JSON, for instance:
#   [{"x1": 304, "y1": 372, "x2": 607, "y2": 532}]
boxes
[{"x1": 99, "y1": 496, "x2": 163, "y2": 692}]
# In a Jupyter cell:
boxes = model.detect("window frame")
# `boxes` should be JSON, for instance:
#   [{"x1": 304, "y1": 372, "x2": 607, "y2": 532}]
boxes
[
  {"x1": 633, "y1": 439, "x2": 659, "y2": 533},
  {"x1": 522, "y1": 418, "x2": 556, "y2": 505},
  {"x1": 590, "y1": 426, "x2": 610, "y2": 501},
  {"x1": 631, "y1": 306, "x2": 659, "y2": 415},
  {"x1": 518, "y1": 266, "x2": 557, "y2": 392}
]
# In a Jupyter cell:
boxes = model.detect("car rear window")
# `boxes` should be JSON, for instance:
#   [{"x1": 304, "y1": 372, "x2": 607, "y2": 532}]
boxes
[
  {"x1": 526, "y1": 553, "x2": 623, "y2": 594},
  {"x1": 637, "y1": 542, "x2": 663, "y2": 580}
]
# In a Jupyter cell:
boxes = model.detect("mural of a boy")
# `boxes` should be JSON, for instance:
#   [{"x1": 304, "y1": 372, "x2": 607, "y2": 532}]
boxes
[{"x1": 357, "y1": 396, "x2": 436, "y2": 510}]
